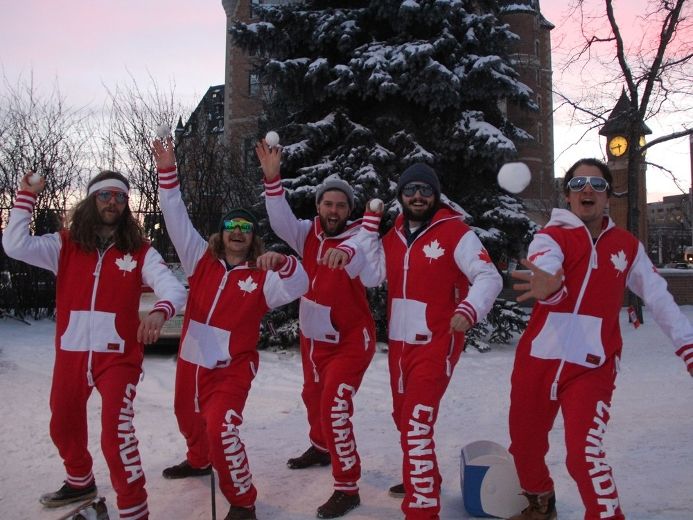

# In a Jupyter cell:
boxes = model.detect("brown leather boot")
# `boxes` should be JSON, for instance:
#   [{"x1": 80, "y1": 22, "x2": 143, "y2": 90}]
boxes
[{"x1": 507, "y1": 491, "x2": 557, "y2": 520}]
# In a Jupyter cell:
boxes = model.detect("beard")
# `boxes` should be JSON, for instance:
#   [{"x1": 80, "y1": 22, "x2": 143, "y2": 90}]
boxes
[
  {"x1": 319, "y1": 214, "x2": 347, "y2": 237},
  {"x1": 402, "y1": 200, "x2": 438, "y2": 223}
]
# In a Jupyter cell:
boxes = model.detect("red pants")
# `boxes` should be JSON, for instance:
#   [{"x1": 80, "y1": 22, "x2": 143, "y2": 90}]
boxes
[
  {"x1": 50, "y1": 353, "x2": 148, "y2": 520},
  {"x1": 299, "y1": 324, "x2": 374, "y2": 493},
  {"x1": 388, "y1": 334, "x2": 463, "y2": 520},
  {"x1": 173, "y1": 352, "x2": 259, "y2": 508},
  {"x1": 509, "y1": 353, "x2": 624, "y2": 520}
]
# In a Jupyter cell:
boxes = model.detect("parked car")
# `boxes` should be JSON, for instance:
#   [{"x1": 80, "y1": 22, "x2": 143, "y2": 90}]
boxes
[{"x1": 138, "y1": 263, "x2": 187, "y2": 347}]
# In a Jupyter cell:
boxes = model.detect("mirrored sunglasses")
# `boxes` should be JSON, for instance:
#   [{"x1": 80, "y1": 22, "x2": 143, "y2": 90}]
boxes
[
  {"x1": 401, "y1": 182, "x2": 435, "y2": 197},
  {"x1": 95, "y1": 190, "x2": 128, "y2": 204},
  {"x1": 223, "y1": 219, "x2": 254, "y2": 233},
  {"x1": 567, "y1": 176, "x2": 609, "y2": 193}
]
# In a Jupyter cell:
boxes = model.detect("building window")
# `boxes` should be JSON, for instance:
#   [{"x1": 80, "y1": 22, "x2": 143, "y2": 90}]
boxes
[
  {"x1": 536, "y1": 94, "x2": 542, "y2": 111},
  {"x1": 243, "y1": 138, "x2": 255, "y2": 174},
  {"x1": 249, "y1": 72, "x2": 261, "y2": 97},
  {"x1": 535, "y1": 40, "x2": 540, "y2": 57},
  {"x1": 536, "y1": 122, "x2": 543, "y2": 144}
]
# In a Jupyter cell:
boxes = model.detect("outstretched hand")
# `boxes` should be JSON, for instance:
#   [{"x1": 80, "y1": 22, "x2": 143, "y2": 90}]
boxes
[
  {"x1": 255, "y1": 140, "x2": 281, "y2": 182},
  {"x1": 255, "y1": 252, "x2": 287, "y2": 272},
  {"x1": 137, "y1": 310, "x2": 166, "y2": 345},
  {"x1": 511, "y1": 258, "x2": 564, "y2": 303},
  {"x1": 320, "y1": 248, "x2": 350, "y2": 269},
  {"x1": 152, "y1": 136, "x2": 176, "y2": 171}
]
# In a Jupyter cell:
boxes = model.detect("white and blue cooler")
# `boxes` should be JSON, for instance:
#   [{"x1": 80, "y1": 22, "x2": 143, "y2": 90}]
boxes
[{"x1": 460, "y1": 440, "x2": 526, "y2": 518}]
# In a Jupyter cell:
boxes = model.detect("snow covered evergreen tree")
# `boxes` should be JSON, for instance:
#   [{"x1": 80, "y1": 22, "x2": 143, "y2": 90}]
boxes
[{"x1": 232, "y1": 0, "x2": 537, "y2": 347}]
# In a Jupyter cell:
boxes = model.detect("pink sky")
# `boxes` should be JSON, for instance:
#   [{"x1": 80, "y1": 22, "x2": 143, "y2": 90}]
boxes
[{"x1": 1, "y1": 0, "x2": 690, "y2": 200}]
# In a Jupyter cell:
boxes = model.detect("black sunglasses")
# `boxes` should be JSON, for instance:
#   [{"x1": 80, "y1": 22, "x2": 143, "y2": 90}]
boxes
[
  {"x1": 567, "y1": 176, "x2": 609, "y2": 193},
  {"x1": 401, "y1": 182, "x2": 435, "y2": 198}
]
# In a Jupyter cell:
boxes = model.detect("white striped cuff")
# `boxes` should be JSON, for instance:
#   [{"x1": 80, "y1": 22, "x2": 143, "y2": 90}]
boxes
[
  {"x1": 13, "y1": 190, "x2": 37, "y2": 213},
  {"x1": 65, "y1": 470, "x2": 94, "y2": 488},
  {"x1": 676, "y1": 344, "x2": 693, "y2": 371},
  {"x1": 361, "y1": 212, "x2": 381, "y2": 233},
  {"x1": 263, "y1": 177, "x2": 284, "y2": 197},
  {"x1": 157, "y1": 166, "x2": 179, "y2": 189},
  {"x1": 119, "y1": 500, "x2": 148, "y2": 520},
  {"x1": 277, "y1": 255, "x2": 297, "y2": 278},
  {"x1": 152, "y1": 300, "x2": 175, "y2": 320},
  {"x1": 455, "y1": 301, "x2": 477, "y2": 326},
  {"x1": 540, "y1": 285, "x2": 568, "y2": 306}
]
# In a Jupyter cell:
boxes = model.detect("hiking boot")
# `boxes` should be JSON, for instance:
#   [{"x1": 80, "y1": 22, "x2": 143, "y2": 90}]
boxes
[
  {"x1": 508, "y1": 491, "x2": 557, "y2": 520},
  {"x1": 162, "y1": 460, "x2": 212, "y2": 479},
  {"x1": 316, "y1": 491, "x2": 360, "y2": 518},
  {"x1": 287, "y1": 446, "x2": 331, "y2": 469},
  {"x1": 388, "y1": 483, "x2": 405, "y2": 498},
  {"x1": 39, "y1": 480, "x2": 97, "y2": 508},
  {"x1": 224, "y1": 505, "x2": 257, "y2": 520}
]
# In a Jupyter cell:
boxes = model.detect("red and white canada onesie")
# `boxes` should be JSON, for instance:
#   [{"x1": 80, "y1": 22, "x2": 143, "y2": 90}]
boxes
[
  {"x1": 351, "y1": 205, "x2": 503, "y2": 520},
  {"x1": 508, "y1": 209, "x2": 693, "y2": 520},
  {"x1": 158, "y1": 168, "x2": 307, "y2": 508},
  {"x1": 2, "y1": 190, "x2": 187, "y2": 520},
  {"x1": 263, "y1": 176, "x2": 378, "y2": 494}
]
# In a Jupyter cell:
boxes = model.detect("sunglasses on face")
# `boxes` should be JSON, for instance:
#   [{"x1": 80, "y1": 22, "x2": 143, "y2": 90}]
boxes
[
  {"x1": 95, "y1": 190, "x2": 128, "y2": 204},
  {"x1": 401, "y1": 182, "x2": 435, "y2": 198},
  {"x1": 223, "y1": 219, "x2": 254, "y2": 234},
  {"x1": 567, "y1": 176, "x2": 609, "y2": 193}
]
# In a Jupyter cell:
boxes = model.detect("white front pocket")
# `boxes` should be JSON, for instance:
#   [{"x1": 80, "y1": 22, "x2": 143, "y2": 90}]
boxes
[
  {"x1": 179, "y1": 319, "x2": 232, "y2": 369},
  {"x1": 61, "y1": 310, "x2": 124, "y2": 353},
  {"x1": 388, "y1": 298, "x2": 432, "y2": 345},
  {"x1": 531, "y1": 312, "x2": 605, "y2": 367},
  {"x1": 298, "y1": 297, "x2": 340, "y2": 344}
]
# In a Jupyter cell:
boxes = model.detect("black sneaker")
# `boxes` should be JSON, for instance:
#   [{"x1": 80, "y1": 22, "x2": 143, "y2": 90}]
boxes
[
  {"x1": 316, "y1": 491, "x2": 360, "y2": 518},
  {"x1": 224, "y1": 505, "x2": 257, "y2": 520},
  {"x1": 388, "y1": 483, "x2": 405, "y2": 498},
  {"x1": 287, "y1": 446, "x2": 331, "y2": 469},
  {"x1": 39, "y1": 480, "x2": 97, "y2": 508},
  {"x1": 162, "y1": 460, "x2": 212, "y2": 479}
]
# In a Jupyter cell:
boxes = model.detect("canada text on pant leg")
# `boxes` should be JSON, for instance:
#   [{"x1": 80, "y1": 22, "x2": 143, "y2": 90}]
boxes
[
  {"x1": 118, "y1": 383, "x2": 144, "y2": 484},
  {"x1": 585, "y1": 400, "x2": 620, "y2": 518},
  {"x1": 406, "y1": 404, "x2": 437, "y2": 510}
]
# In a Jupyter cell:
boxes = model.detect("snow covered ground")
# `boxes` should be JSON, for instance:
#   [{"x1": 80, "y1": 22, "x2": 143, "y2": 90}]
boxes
[{"x1": 1, "y1": 307, "x2": 692, "y2": 520}]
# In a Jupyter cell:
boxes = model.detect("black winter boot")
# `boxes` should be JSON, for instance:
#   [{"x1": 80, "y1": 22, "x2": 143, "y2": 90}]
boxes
[
  {"x1": 162, "y1": 460, "x2": 212, "y2": 479},
  {"x1": 286, "y1": 446, "x2": 331, "y2": 469},
  {"x1": 39, "y1": 480, "x2": 97, "y2": 508},
  {"x1": 316, "y1": 491, "x2": 360, "y2": 518}
]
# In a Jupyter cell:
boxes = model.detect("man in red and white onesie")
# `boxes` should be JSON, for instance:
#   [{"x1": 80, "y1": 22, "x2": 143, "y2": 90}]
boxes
[
  {"x1": 255, "y1": 141, "x2": 379, "y2": 519},
  {"x1": 153, "y1": 137, "x2": 308, "y2": 520},
  {"x1": 508, "y1": 158, "x2": 693, "y2": 520},
  {"x1": 330, "y1": 162, "x2": 503, "y2": 520},
  {"x1": 3, "y1": 170, "x2": 187, "y2": 520}
]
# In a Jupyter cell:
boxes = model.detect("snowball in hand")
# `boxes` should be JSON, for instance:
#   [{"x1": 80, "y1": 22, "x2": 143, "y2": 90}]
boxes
[
  {"x1": 28, "y1": 173, "x2": 41, "y2": 185},
  {"x1": 156, "y1": 124, "x2": 171, "y2": 139},
  {"x1": 497, "y1": 162, "x2": 531, "y2": 193},
  {"x1": 368, "y1": 198, "x2": 384, "y2": 212},
  {"x1": 265, "y1": 131, "x2": 280, "y2": 147}
]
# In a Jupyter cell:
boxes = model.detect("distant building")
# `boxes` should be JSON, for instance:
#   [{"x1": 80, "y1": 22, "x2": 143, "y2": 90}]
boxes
[
  {"x1": 498, "y1": 0, "x2": 557, "y2": 224},
  {"x1": 647, "y1": 193, "x2": 692, "y2": 265}
]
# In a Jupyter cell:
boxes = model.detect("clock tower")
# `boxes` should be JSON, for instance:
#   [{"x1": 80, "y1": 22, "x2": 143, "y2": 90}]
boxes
[{"x1": 598, "y1": 90, "x2": 651, "y2": 242}]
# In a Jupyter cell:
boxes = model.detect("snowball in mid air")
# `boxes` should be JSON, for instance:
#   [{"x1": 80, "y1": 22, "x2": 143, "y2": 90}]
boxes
[
  {"x1": 156, "y1": 124, "x2": 171, "y2": 139},
  {"x1": 28, "y1": 173, "x2": 41, "y2": 185},
  {"x1": 265, "y1": 131, "x2": 280, "y2": 147},
  {"x1": 497, "y1": 162, "x2": 531, "y2": 194}
]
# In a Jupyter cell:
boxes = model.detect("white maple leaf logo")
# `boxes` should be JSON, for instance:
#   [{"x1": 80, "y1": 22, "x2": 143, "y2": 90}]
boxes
[
  {"x1": 423, "y1": 240, "x2": 445, "y2": 262},
  {"x1": 238, "y1": 275, "x2": 258, "y2": 294},
  {"x1": 610, "y1": 250, "x2": 628, "y2": 275},
  {"x1": 115, "y1": 253, "x2": 137, "y2": 274}
]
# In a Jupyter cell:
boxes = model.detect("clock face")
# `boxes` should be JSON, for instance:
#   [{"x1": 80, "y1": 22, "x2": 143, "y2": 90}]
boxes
[{"x1": 608, "y1": 136, "x2": 628, "y2": 157}]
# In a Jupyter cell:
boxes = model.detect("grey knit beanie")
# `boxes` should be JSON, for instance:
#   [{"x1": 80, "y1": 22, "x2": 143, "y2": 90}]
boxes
[
  {"x1": 315, "y1": 177, "x2": 354, "y2": 210},
  {"x1": 396, "y1": 163, "x2": 441, "y2": 201}
]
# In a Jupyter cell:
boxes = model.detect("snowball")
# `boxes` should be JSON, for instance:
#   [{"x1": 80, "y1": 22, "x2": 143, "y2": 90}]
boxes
[
  {"x1": 265, "y1": 131, "x2": 280, "y2": 147},
  {"x1": 156, "y1": 124, "x2": 171, "y2": 139},
  {"x1": 28, "y1": 173, "x2": 41, "y2": 185},
  {"x1": 497, "y1": 162, "x2": 531, "y2": 194},
  {"x1": 368, "y1": 198, "x2": 384, "y2": 212}
]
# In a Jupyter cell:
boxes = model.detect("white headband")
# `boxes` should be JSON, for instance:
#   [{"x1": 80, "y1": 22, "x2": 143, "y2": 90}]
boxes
[{"x1": 87, "y1": 179, "x2": 130, "y2": 197}]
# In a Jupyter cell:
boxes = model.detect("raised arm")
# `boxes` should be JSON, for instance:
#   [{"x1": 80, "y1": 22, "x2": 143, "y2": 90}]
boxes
[
  {"x1": 2, "y1": 172, "x2": 61, "y2": 274},
  {"x1": 152, "y1": 136, "x2": 208, "y2": 277}
]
